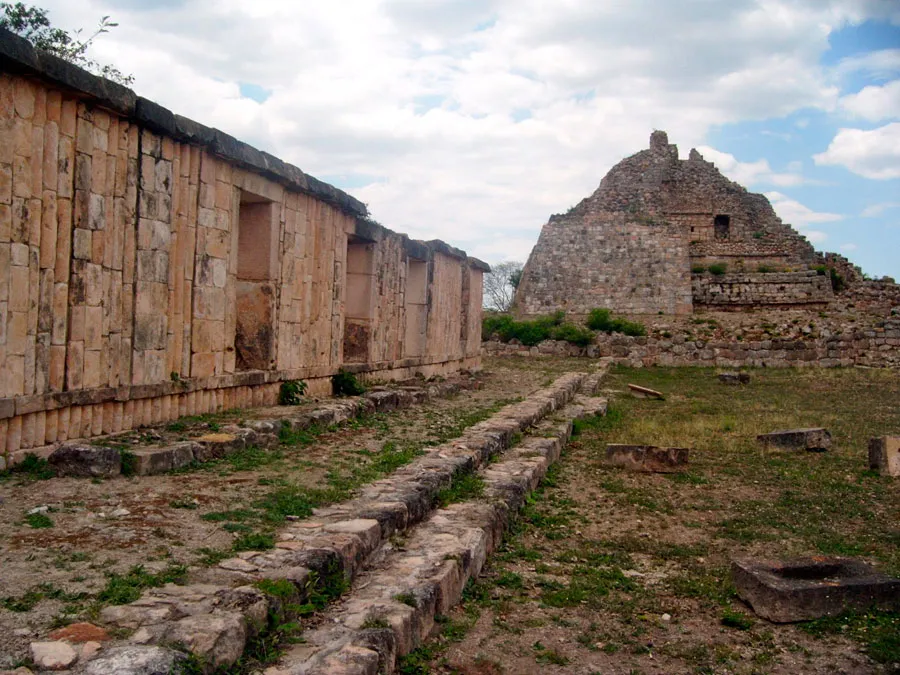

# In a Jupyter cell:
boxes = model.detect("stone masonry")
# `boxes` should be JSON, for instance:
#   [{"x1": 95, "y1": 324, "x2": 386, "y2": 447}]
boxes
[
  {"x1": 515, "y1": 131, "x2": 829, "y2": 317},
  {"x1": 0, "y1": 29, "x2": 489, "y2": 463}
]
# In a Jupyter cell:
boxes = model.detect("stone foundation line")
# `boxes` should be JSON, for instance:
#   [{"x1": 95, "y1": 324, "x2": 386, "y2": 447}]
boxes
[
  {"x1": 55, "y1": 369, "x2": 606, "y2": 673},
  {"x1": 45, "y1": 379, "x2": 471, "y2": 478},
  {"x1": 285, "y1": 393, "x2": 609, "y2": 674}
]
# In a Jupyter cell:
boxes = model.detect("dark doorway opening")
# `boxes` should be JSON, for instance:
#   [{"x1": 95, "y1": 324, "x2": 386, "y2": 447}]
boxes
[{"x1": 714, "y1": 214, "x2": 730, "y2": 240}]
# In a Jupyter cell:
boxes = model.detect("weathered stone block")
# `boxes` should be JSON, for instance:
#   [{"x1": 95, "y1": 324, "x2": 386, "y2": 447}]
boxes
[
  {"x1": 757, "y1": 428, "x2": 831, "y2": 452},
  {"x1": 605, "y1": 444, "x2": 689, "y2": 473},
  {"x1": 132, "y1": 442, "x2": 197, "y2": 475},
  {"x1": 48, "y1": 442, "x2": 121, "y2": 477},
  {"x1": 868, "y1": 436, "x2": 900, "y2": 477},
  {"x1": 83, "y1": 645, "x2": 185, "y2": 675},
  {"x1": 732, "y1": 556, "x2": 900, "y2": 623},
  {"x1": 719, "y1": 371, "x2": 750, "y2": 385}
]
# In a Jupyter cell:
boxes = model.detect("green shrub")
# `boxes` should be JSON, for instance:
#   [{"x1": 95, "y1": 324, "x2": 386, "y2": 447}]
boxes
[
  {"x1": 586, "y1": 308, "x2": 646, "y2": 337},
  {"x1": 550, "y1": 323, "x2": 595, "y2": 347},
  {"x1": 278, "y1": 379, "x2": 308, "y2": 405},
  {"x1": 757, "y1": 265, "x2": 775, "y2": 273},
  {"x1": 708, "y1": 263, "x2": 727, "y2": 276},
  {"x1": 332, "y1": 369, "x2": 365, "y2": 396},
  {"x1": 481, "y1": 313, "x2": 564, "y2": 346},
  {"x1": 586, "y1": 308, "x2": 613, "y2": 331},
  {"x1": 691, "y1": 265, "x2": 706, "y2": 274},
  {"x1": 616, "y1": 320, "x2": 647, "y2": 337}
]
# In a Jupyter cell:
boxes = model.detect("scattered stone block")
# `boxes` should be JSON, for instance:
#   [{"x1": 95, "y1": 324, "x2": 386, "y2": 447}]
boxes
[
  {"x1": 627, "y1": 383, "x2": 665, "y2": 400},
  {"x1": 131, "y1": 442, "x2": 197, "y2": 475},
  {"x1": 719, "y1": 372, "x2": 750, "y2": 385},
  {"x1": 30, "y1": 641, "x2": 78, "y2": 670},
  {"x1": 732, "y1": 556, "x2": 900, "y2": 623},
  {"x1": 868, "y1": 436, "x2": 900, "y2": 477},
  {"x1": 757, "y1": 428, "x2": 831, "y2": 452},
  {"x1": 48, "y1": 443, "x2": 121, "y2": 477},
  {"x1": 606, "y1": 444, "x2": 689, "y2": 473},
  {"x1": 82, "y1": 645, "x2": 184, "y2": 675}
]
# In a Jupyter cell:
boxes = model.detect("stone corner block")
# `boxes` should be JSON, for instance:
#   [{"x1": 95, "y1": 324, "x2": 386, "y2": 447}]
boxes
[
  {"x1": 868, "y1": 436, "x2": 900, "y2": 477},
  {"x1": 757, "y1": 428, "x2": 832, "y2": 452}
]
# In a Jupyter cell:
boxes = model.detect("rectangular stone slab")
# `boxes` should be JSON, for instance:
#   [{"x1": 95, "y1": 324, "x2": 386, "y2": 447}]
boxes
[
  {"x1": 869, "y1": 436, "x2": 900, "y2": 477},
  {"x1": 757, "y1": 428, "x2": 832, "y2": 452},
  {"x1": 605, "y1": 444, "x2": 689, "y2": 473},
  {"x1": 732, "y1": 557, "x2": 900, "y2": 623}
]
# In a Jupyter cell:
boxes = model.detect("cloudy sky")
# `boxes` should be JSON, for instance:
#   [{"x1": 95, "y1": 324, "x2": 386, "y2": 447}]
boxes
[{"x1": 39, "y1": 0, "x2": 900, "y2": 278}]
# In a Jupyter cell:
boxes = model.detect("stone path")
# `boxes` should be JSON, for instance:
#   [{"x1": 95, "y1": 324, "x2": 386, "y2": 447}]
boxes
[{"x1": 26, "y1": 367, "x2": 607, "y2": 674}]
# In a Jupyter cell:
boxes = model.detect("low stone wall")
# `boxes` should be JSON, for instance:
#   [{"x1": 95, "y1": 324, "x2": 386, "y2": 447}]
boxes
[
  {"x1": 692, "y1": 271, "x2": 833, "y2": 309},
  {"x1": 483, "y1": 318, "x2": 900, "y2": 368}
]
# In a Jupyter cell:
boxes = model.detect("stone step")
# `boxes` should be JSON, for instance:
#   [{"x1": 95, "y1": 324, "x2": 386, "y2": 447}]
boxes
[
  {"x1": 271, "y1": 396, "x2": 608, "y2": 674},
  {"x1": 76, "y1": 369, "x2": 605, "y2": 674}
]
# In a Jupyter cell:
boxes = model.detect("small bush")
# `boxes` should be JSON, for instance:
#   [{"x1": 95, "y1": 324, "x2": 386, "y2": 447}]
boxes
[
  {"x1": 550, "y1": 322, "x2": 595, "y2": 347},
  {"x1": 332, "y1": 369, "x2": 365, "y2": 396},
  {"x1": 691, "y1": 265, "x2": 706, "y2": 274},
  {"x1": 586, "y1": 308, "x2": 613, "y2": 331},
  {"x1": 586, "y1": 308, "x2": 646, "y2": 337},
  {"x1": 481, "y1": 313, "x2": 565, "y2": 346},
  {"x1": 708, "y1": 263, "x2": 727, "y2": 276},
  {"x1": 757, "y1": 265, "x2": 775, "y2": 273},
  {"x1": 278, "y1": 379, "x2": 308, "y2": 405}
]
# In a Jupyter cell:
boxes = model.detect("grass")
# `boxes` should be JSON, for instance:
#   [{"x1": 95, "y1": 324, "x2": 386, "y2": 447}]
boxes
[
  {"x1": 24, "y1": 512, "x2": 54, "y2": 528},
  {"x1": 1, "y1": 453, "x2": 55, "y2": 480},
  {"x1": 96, "y1": 563, "x2": 188, "y2": 605},
  {"x1": 194, "y1": 397, "x2": 523, "y2": 550},
  {"x1": 436, "y1": 472, "x2": 485, "y2": 507},
  {"x1": 405, "y1": 364, "x2": 900, "y2": 672}
]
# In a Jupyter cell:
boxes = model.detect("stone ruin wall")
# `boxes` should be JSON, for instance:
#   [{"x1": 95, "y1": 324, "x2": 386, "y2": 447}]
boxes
[
  {"x1": 0, "y1": 30, "x2": 487, "y2": 464},
  {"x1": 484, "y1": 316, "x2": 900, "y2": 369},
  {"x1": 515, "y1": 211, "x2": 692, "y2": 317},
  {"x1": 692, "y1": 271, "x2": 833, "y2": 309},
  {"x1": 516, "y1": 131, "x2": 831, "y2": 317}
]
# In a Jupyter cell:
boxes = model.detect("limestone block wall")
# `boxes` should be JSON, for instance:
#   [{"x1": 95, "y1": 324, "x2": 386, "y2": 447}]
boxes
[
  {"x1": 0, "y1": 30, "x2": 488, "y2": 463},
  {"x1": 692, "y1": 272, "x2": 833, "y2": 309},
  {"x1": 516, "y1": 212, "x2": 693, "y2": 316},
  {"x1": 483, "y1": 317, "x2": 900, "y2": 368}
]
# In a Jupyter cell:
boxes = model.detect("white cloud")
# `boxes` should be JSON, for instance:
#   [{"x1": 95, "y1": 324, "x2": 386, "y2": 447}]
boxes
[
  {"x1": 814, "y1": 123, "x2": 900, "y2": 179},
  {"x1": 835, "y1": 48, "x2": 900, "y2": 80},
  {"x1": 765, "y1": 191, "x2": 841, "y2": 244},
  {"x1": 840, "y1": 243, "x2": 858, "y2": 252},
  {"x1": 839, "y1": 80, "x2": 900, "y2": 121},
  {"x1": 28, "y1": 0, "x2": 894, "y2": 265},
  {"x1": 861, "y1": 202, "x2": 900, "y2": 217},
  {"x1": 697, "y1": 146, "x2": 806, "y2": 187}
]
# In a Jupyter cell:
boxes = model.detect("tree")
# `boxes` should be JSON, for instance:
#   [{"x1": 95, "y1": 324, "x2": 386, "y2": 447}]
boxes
[
  {"x1": 0, "y1": 2, "x2": 133, "y2": 85},
  {"x1": 483, "y1": 261, "x2": 524, "y2": 312}
]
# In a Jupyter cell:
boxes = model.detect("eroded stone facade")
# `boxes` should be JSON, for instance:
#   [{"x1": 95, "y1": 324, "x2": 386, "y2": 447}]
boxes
[
  {"x1": 0, "y1": 30, "x2": 487, "y2": 462},
  {"x1": 515, "y1": 131, "x2": 828, "y2": 316}
]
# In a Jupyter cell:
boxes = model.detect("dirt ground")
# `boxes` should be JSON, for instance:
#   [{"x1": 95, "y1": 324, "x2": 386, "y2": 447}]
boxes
[
  {"x1": 412, "y1": 364, "x2": 900, "y2": 675},
  {"x1": 0, "y1": 357, "x2": 587, "y2": 667}
]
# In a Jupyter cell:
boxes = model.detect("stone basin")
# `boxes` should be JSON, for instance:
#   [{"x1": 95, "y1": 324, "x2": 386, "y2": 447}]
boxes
[{"x1": 732, "y1": 556, "x2": 900, "y2": 623}]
